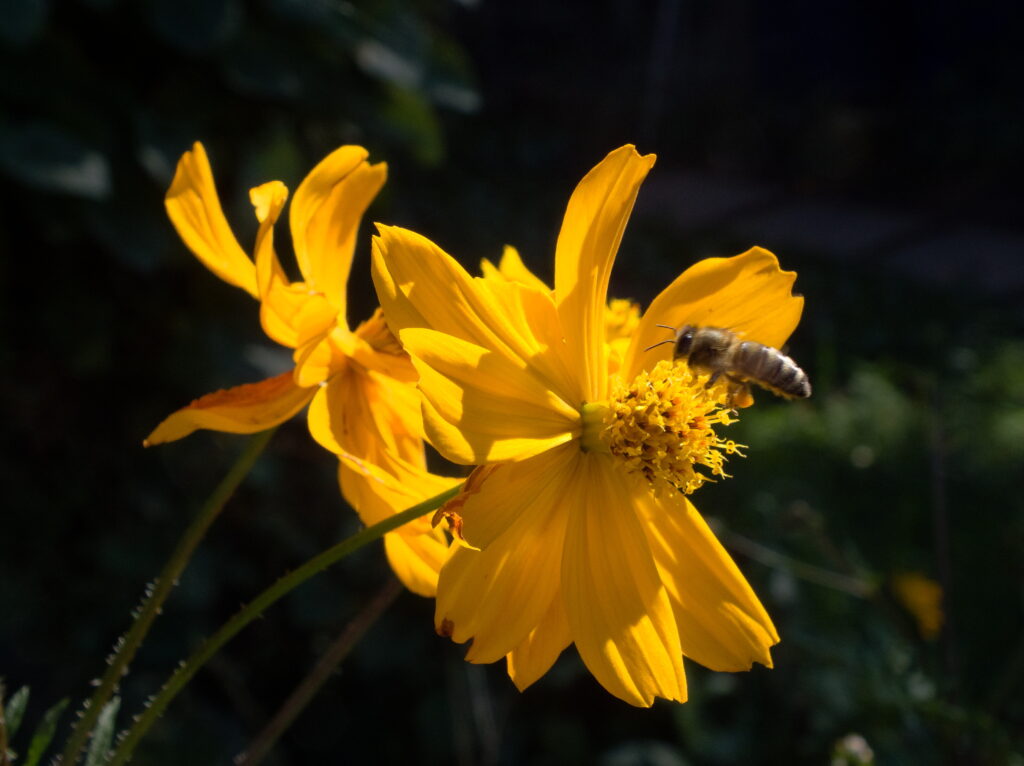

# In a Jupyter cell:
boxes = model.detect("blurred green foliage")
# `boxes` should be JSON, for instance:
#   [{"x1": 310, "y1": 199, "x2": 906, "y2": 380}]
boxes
[{"x1": 2, "y1": 1, "x2": 1022, "y2": 764}]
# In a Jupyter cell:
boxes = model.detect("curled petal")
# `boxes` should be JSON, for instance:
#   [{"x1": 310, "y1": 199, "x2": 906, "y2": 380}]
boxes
[
  {"x1": 165, "y1": 142, "x2": 257, "y2": 297},
  {"x1": 622, "y1": 247, "x2": 804, "y2": 381},
  {"x1": 144, "y1": 371, "x2": 315, "y2": 445},
  {"x1": 562, "y1": 455, "x2": 687, "y2": 706},
  {"x1": 251, "y1": 180, "x2": 334, "y2": 349},
  {"x1": 553, "y1": 146, "x2": 656, "y2": 402},
  {"x1": 290, "y1": 146, "x2": 385, "y2": 317},
  {"x1": 635, "y1": 490, "x2": 779, "y2": 671}
]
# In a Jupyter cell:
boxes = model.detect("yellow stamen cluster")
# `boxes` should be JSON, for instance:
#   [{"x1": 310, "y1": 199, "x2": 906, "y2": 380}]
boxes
[{"x1": 597, "y1": 360, "x2": 745, "y2": 495}]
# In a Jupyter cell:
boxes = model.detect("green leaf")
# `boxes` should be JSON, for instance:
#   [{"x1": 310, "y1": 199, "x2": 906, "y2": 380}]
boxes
[
  {"x1": 22, "y1": 697, "x2": 69, "y2": 766},
  {"x1": 3, "y1": 686, "x2": 29, "y2": 739},
  {"x1": 84, "y1": 696, "x2": 121, "y2": 766}
]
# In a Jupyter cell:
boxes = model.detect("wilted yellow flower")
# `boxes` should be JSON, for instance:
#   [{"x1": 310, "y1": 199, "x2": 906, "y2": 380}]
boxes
[
  {"x1": 892, "y1": 572, "x2": 944, "y2": 639},
  {"x1": 145, "y1": 143, "x2": 457, "y2": 596},
  {"x1": 372, "y1": 145, "x2": 805, "y2": 705}
]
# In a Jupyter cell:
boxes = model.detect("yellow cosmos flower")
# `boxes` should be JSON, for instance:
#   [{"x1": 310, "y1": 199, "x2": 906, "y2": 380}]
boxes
[
  {"x1": 371, "y1": 145, "x2": 805, "y2": 706},
  {"x1": 145, "y1": 142, "x2": 458, "y2": 596}
]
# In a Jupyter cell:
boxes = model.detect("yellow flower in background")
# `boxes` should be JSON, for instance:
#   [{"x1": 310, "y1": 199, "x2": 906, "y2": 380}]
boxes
[
  {"x1": 892, "y1": 572, "x2": 944, "y2": 640},
  {"x1": 145, "y1": 143, "x2": 458, "y2": 596},
  {"x1": 372, "y1": 145, "x2": 805, "y2": 705}
]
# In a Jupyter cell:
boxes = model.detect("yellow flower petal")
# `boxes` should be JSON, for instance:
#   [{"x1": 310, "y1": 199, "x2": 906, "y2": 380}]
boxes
[
  {"x1": 635, "y1": 489, "x2": 779, "y2": 671},
  {"x1": 400, "y1": 328, "x2": 579, "y2": 464},
  {"x1": 250, "y1": 180, "x2": 334, "y2": 349},
  {"x1": 290, "y1": 145, "x2": 385, "y2": 317},
  {"x1": 165, "y1": 142, "x2": 257, "y2": 298},
  {"x1": 553, "y1": 146, "x2": 656, "y2": 403},
  {"x1": 332, "y1": 449, "x2": 460, "y2": 597},
  {"x1": 383, "y1": 527, "x2": 452, "y2": 598},
  {"x1": 435, "y1": 447, "x2": 579, "y2": 662},
  {"x1": 372, "y1": 225, "x2": 578, "y2": 404},
  {"x1": 144, "y1": 371, "x2": 315, "y2": 445},
  {"x1": 308, "y1": 368, "x2": 425, "y2": 465},
  {"x1": 480, "y1": 245, "x2": 551, "y2": 293},
  {"x1": 562, "y1": 455, "x2": 687, "y2": 706},
  {"x1": 506, "y1": 594, "x2": 572, "y2": 691},
  {"x1": 621, "y1": 246, "x2": 805, "y2": 381}
]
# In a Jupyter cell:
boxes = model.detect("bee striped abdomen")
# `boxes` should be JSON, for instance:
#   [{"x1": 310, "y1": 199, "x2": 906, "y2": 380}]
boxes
[{"x1": 734, "y1": 341, "x2": 810, "y2": 399}]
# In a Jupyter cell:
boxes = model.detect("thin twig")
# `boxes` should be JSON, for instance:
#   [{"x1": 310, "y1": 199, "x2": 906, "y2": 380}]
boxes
[
  {"x1": 58, "y1": 429, "x2": 277, "y2": 766},
  {"x1": 721, "y1": 529, "x2": 875, "y2": 597},
  {"x1": 234, "y1": 578, "x2": 404, "y2": 766}
]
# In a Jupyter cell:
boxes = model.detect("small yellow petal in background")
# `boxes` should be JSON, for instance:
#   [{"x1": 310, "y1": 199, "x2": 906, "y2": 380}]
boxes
[
  {"x1": 480, "y1": 245, "x2": 551, "y2": 293},
  {"x1": 506, "y1": 593, "x2": 572, "y2": 692},
  {"x1": 622, "y1": 246, "x2": 804, "y2": 381},
  {"x1": 290, "y1": 145, "x2": 385, "y2": 317},
  {"x1": 553, "y1": 146, "x2": 656, "y2": 403},
  {"x1": 165, "y1": 142, "x2": 258, "y2": 297},
  {"x1": 562, "y1": 455, "x2": 687, "y2": 706},
  {"x1": 892, "y1": 572, "x2": 944, "y2": 640},
  {"x1": 144, "y1": 371, "x2": 315, "y2": 446},
  {"x1": 636, "y1": 490, "x2": 779, "y2": 671}
]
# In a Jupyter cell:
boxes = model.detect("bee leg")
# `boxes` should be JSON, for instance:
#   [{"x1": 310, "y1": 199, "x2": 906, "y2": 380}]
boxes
[{"x1": 705, "y1": 371, "x2": 723, "y2": 387}]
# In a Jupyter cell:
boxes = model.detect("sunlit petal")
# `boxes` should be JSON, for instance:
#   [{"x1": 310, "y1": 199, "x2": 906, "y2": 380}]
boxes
[
  {"x1": 553, "y1": 146, "x2": 656, "y2": 402},
  {"x1": 165, "y1": 142, "x2": 257, "y2": 297},
  {"x1": 384, "y1": 527, "x2": 452, "y2": 598},
  {"x1": 144, "y1": 371, "x2": 315, "y2": 445},
  {"x1": 400, "y1": 328, "x2": 578, "y2": 464},
  {"x1": 506, "y1": 594, "x2": 572, "y2": 691},
  {"x1": 562, "y1": 455, "x2": 687, "y2": 706},
  {"x1": 290, "y1": 146, "x2": 384, "y2": 313},
  {"x1": 435, "y1": 447, "x2": 580, "y2": 662},
  {"x1": 372, "y1": 225, "x2": 577, "y2": 405},
  {"x1": 635, "y1": 489, "x2": 778, "y2": 671},
  {"x1": 622, "y1": 247, "x2": 804, "y2": 381}
]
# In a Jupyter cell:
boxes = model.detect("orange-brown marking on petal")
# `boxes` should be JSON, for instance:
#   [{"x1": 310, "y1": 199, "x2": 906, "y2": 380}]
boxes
[
  {"x1": 186, "y1": 370, "x2": 298, "y2": 410},
  {"x1": 438, "y1": 618, "x2": 455, "y2": 638},
  {"x1": 430, "y1": 464, "x2": 500, "y2": 540}
]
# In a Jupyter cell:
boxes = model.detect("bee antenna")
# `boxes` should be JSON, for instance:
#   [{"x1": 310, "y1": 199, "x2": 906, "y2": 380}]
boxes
[
  {"x1": 644, "y1": 338, "x2": 676, "y2": 352},
  {"x1": 655, "y1": 323, "x2": 676, "y2": 331}
]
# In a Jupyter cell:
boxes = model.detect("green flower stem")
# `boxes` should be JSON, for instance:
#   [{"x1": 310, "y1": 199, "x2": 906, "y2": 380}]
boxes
[
  {"x1": 107, "y1": 482, "x2": 463, "y2": 766},
  {"x1": 235, "y1": 577, "x2": 404, "y2": 766},
  {"x1": 59, "y1": 429, "x2": 277, "y2": 766}
]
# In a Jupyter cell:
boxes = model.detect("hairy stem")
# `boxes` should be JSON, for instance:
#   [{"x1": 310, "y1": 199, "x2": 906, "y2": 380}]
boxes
[
  {"x1": 59, "y1": 429, "x2": 276, "y2": 765},
  {"x1": 108, "y1": 483, "x2": 462, "y2": 766}
]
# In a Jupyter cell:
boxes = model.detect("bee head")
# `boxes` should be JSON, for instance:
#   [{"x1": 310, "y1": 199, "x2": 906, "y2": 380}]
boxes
[{"x1": 673, "y1": 325, "x2": 696, "y2": 358}]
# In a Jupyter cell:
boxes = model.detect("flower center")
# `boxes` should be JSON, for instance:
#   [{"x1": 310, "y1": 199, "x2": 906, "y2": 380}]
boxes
[{"x1": 581, "y1": 360, "x2": 745, "y2": 495}]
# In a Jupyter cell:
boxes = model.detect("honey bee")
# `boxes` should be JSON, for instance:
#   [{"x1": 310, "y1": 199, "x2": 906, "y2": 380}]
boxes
[{"x1": 649, "y1": 324, "x2": 811, "y2": 405}]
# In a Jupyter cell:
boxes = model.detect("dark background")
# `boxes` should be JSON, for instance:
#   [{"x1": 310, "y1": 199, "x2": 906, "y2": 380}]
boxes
[{"x1": 2, "y1": 1, "x2": 1022, "y2": 763}]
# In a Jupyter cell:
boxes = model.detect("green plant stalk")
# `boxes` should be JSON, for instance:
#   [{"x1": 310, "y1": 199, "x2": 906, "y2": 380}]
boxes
[
  {"x1": 107, "y1": 482, "x2": 463, "y2": 766},
  {"x1": 59, "y1": 429, "x2": 277, "y2": 766}
]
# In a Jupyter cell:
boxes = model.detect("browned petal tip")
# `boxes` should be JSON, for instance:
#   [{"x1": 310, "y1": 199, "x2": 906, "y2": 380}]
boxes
[{"x1": 437, "y1": 618, "x2": 455, "y2": 638}]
